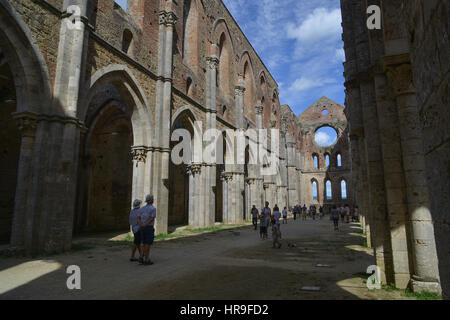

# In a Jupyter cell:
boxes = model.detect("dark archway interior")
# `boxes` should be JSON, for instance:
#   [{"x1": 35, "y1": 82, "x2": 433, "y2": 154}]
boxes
[
  {"x1": 168, "y1": 114, "x2": 194, "y2": 228},
  {"x1": 84, "y1": 105, "x2": 133, "y2": 232},
  {"x1": 0, "y1": 61, "x2": 19, "y2": 244}
]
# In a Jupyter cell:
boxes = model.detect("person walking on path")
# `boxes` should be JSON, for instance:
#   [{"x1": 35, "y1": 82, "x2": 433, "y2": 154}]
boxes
[
  {"x1": 262, "y1": 202, "x2": 272, "y2": 239},
  {"x1": 251, "y1": 205, "x2": 259, "y2": 230},
  {"x1": 302, "y1": 204, "x2": 307, "y2": 220},
  {"x1": 310, "y1": 205, "x2": 317, "y2": 220},
  {"x1": 319, "y1": 206, "x2": 324, "y2": 220},
  {"x1": 282, "y1": 207, "x2": 288, "y2": 224},
  {"x1": 137, "y1": 194, "x2": 157, "y2": 265},
  {"x1": 331, "y1": 205, "x2": 340, "y2": 231},
  {"x1": 259, "y1": 210, "x2": 267, "y2": 240},
  {"x1": 129, "y1": 199, "x2": 143, "y2": 262},
  {"x1": 340, "y1": 205, "x2": 345, "y2": 223},
  {"x1": 271, "y1": 217, "x2": 282, "y2": 249},
  {"x1": 273, "y1": 205, "x2": 282, "y2": 240},
  {"x1": 293, "y1": 205, "x2": 298, "y2": 220},
  {"x1": 345, "y1": 204, "x2": 350, "y2": 223}
]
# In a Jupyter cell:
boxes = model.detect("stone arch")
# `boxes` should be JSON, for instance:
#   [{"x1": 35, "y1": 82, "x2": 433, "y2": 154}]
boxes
[
  {"x1": 0, "y1": 0, "x2": 51, "y2": 114},
  {"x1": 240, "y1": 52, "x2": 256, "y2": 121},
  {"x1": 81, "y1": 64, "x2": 154, "y2": 147},
  {"x1": 169, "y1": 106, "x2": 199, "y2": 227},
  {"x1": 0, "y1": 1, "x2": 52, "y2": 244},
  {"x1": 182, "y1": 0, "x2": 199, "y2": 69},
  {"x1": 311, "y1": 178, "x2": 319, "y2": 202},
  {"x1": 213, "y1": 20, "x2": 235, "y2": 98}
]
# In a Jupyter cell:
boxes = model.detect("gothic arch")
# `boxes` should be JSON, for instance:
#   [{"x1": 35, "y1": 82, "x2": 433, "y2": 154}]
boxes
[
  {"x1": 82, "y1": 64, "x2": 154, "y2": 148},
  {"x1": 0, "y1": 0, "x2": 51, "y2": 114}
]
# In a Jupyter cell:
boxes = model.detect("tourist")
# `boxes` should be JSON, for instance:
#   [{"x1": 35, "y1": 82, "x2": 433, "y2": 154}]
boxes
[
  {"x1": 310, "y1": 205, "x2": 317, "y2": 220},
  {"x1": 282, "y1": 206, "x2": 288, "y2": 224},
  {"x1": 293, "y1": 205, "x2": 297, "y2": 220},
  {"x1": 302, "y1": 204, "x2": 307, "y2": 220},
  {"x1": 354, "y1": 205, "x2": 359, "y2": 222},
  {"x1": 251, "y1": 205, "x2": 259, "y2": 230},
  {"x1": 345, "y1": 204, "x2": 350, "y2": 223},
  {"x1": 273, "y1": 205, "x2": 282, "y2": 240},
  {"x1": 138, "y1": 194, "x2": 157, "y2": 265},
  {"x1": 340, "y1": 205, "x2": 345, "y2": 223},
  {"x1": 319, "y1": 206, "x2": 324, "y2": 220},
  {"x1": 262, "y1": 202, "x2": 272, "y2": 239},
  {"x1": 271, "y1": 217, "x2": 282, "y2": 249},
  {"x1": 331, "y1": 205, "x2": 340, "y2": 231},
  {"x1": 129, "y1": 199, "x2": 143, "y2": 262},
  {"x1": 259, "y1": 210, "x2": 267, "y2": 240}
]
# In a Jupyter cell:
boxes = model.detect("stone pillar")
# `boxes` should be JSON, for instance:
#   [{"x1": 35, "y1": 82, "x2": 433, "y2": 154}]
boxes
[
  {"x1": 152, "y1": 8, "x2": 177, "y2": 235},
  {"x1": 385, "y1": 60, "x2": 441, "y2": 293},
  {"x1": 359, "y1": 77, "x2": 394, "y2": 284},
  {"x1": 9, "y1": 113, "x2": 38, "y2": 252},
  {"x1": 372, "y1": 69, "x2": 411, "y2": 289},
  {"x1": 205, "y1": 55, "x2": 220, "y2": 228},
  {"x1": 186, "y1": 164, "x2": 203, "y2": 227}
]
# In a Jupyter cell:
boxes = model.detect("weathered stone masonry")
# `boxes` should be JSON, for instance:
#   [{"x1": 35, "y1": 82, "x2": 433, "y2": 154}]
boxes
[
  {"x1": 341, "y1": 0, "x2": 449, "y2": 297},
  {"x1": 0, "y1": 0, "x2": 312, "y2": 256}
]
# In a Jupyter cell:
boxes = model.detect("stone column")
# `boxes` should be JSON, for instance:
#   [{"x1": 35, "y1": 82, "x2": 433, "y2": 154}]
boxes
[
  {"x1": 359, "y1": 77, "x2": 394, "y2": 284},
  {"x1": 385, "y1": 60, "x2": 441, "y2": 293},
  {"x1": 372, "y1": 68, "x2": 411, "y2": 289},
  {"x1": 9, "y1": 113, "x2": 38, "y2": 252},
  {"x1": 152, "y1": 8, "x2": 177, "y2": 235}
]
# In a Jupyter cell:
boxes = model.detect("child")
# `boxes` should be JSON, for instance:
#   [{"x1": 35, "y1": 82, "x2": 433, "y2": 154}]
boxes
[
  {"x1": 282, "y1": 207, "x2": 288, "y2": 224},
  {"x1": 272, "y1": 218, "x2": 282, "y2": 249},
  {"x1": 129, "y1": 199, "x2": 143, "y2": 262}
]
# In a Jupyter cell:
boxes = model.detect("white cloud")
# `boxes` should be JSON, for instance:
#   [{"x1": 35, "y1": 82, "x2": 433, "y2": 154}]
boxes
[
  {"x1": 315, "y1": 131, "x2": 334, "y2": 146},
  {"x1": 286, "y1": 8, "x2": 342, "y2": 45},
  {"x1": 289, "y1": 77, "x2": 335, "y2": 92}
]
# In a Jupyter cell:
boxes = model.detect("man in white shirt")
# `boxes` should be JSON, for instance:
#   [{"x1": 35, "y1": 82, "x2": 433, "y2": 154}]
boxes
[{"x1": 138, "y1": 194, "x2": 157, "y2": 265}]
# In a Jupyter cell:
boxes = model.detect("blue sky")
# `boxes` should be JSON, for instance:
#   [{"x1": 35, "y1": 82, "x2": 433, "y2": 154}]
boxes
[{"x1": 115, "y1": 0, "x2": 345, "y2": 116}]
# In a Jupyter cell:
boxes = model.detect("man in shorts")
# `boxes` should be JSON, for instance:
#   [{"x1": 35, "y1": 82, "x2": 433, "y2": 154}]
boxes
[
  {"x1": 138, "y1": 194, "x2": 157, "y2": 265},
  {"x1": 262, "y1": 202, "x2": 272, "y2": 239},
  {"x1": 259, "y1": 210, "x2": 267, "y2": 240}
]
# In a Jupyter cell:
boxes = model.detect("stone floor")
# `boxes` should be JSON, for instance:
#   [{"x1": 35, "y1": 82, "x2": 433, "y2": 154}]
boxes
[{"x1": 0, "y1": 218, "x2": 420, "y2": 300}]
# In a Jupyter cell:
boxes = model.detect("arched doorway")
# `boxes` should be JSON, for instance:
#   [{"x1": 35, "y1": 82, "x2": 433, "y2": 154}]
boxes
[
  {"x1": 0, "y1": 61, "x2": 20, "y2": 244},
  {"x1": 84, "y1": 103, "x2": 133, "y2": 232},
  {"x1": 215, "y1": 132, "x2": 226, "y2": 223},
  {"x1": 169, "y1": 110, "x2": 196, "y2": 228}
]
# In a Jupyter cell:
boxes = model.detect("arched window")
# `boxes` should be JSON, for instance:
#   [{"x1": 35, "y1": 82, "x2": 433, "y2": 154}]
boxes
[
  {"x1": 312, "y1": 180, "x2": 318, "y2": 201},
  {"x1": 122, "y1": 29, "x2": 133, "y2": 54},
  {"x1": 218, "y1": 33, "x2": 231, "y2": 95},
  {"x1": 313, "y1": 154, "x2": 319, "y2": 169},
  {"x1": 183, "y1": 0, "x2": 198, "y2": 67},
  {"x1": 337, "y1": 153, "x2": 342, "y2": 167},
  {"x1": 326, "y1": 180, "x2": 332, "y2": 200},
  {"x1": 325, "y1": 154, "x2": 330, "y2": 167},
  {"x1": 243, "y1": 61, "x2": 254, "y2": 114},
  {"x1": 341, "y1": 180, "x2": 347, "y2": 200}
]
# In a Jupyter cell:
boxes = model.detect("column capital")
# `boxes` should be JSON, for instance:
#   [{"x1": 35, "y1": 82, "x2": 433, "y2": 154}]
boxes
[
  {"x1": 13, "y1": 112, "x2": 38, "y2": 138},
  {"x1": 255, "y1": 105, "x2": 263, "y2": 115},
  {"x1": 130, "y1": 146, "x2": 148, "y2": 163},
  {"x1": 187, "y1": 163, "x2": 202, "y2": 175},
  {"x1": 234, "y1": 85, "x2": 245, "y2": 96},
  {"x1": 222, "y1": 172, "x2": 233, "y2": 182},
  {"x1": 206, "y1": 56, "x2": 219, "y2": 70},
  {"x1": 159, "y1": 11, "x2": 178, "y2": 26}
]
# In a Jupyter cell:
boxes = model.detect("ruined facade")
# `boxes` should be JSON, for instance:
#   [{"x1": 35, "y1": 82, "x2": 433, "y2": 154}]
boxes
[
  {"x1": 0, "y1": 0, "x2": 314, "y2": 255},
  {"x1": 295, "y1": 97, "x2": 352, "y2": 209},
  {"x1": 341, "y1": 0, "x2": 448, "y2": 297}
]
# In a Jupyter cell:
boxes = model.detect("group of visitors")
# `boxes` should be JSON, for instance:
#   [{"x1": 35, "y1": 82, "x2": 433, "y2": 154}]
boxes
[
  {"x1": 291, "y1": 204, "x2": 324, "y2": 221},
  {"x1": 251, "y1": 202, "x2": 285, "y2": 248},
  {"x1": 331, "y1": 204, "x2": 359, "y2": 230},
  {"x1": 128, "y1": 194, "x2": 157, "y2": 266}
]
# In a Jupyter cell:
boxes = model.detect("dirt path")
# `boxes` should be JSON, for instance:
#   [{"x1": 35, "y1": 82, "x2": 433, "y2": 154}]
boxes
[{"x1": 0, "y1": 218, "x2": 414, "y2": 300}]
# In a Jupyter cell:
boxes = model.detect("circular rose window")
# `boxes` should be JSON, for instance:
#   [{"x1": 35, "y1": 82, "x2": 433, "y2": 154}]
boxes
[{"x1": 315, "y1": 126, "x2": 338, "y2": 147}]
